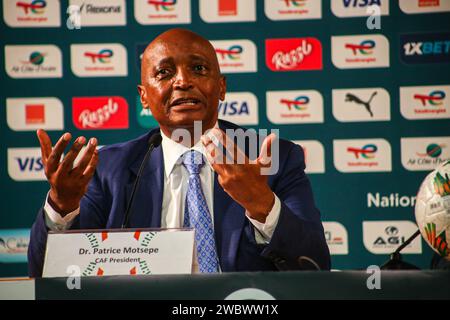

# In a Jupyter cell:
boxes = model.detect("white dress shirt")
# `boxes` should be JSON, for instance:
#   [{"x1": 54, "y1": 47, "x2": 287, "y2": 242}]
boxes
[{"x1": 44, "y1": 124, "x2": 282, "y2": 270}]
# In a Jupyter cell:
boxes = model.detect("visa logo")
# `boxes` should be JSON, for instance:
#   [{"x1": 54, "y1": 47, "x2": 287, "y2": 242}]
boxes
[
  {"x1": 8, "y1": 148, "x2": 46, "y2": 181},
  {"x1": 343, "y1": 0, "x2": 381, "y2": 7},
  {"x1": 218, "y1": 101, "x2": 250, "y2": 116},
  {"x1": 15, "y1": 157, "x2": 43, "y2": 172}
]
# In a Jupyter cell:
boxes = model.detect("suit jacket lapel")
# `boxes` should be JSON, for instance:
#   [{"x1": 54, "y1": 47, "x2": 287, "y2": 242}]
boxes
[
  {"x1": 125, "y1": 133, "x2": 164, "y2": 229},
  {"x1": 214, "y1": 120, "x2": 246, "y2": 271}
]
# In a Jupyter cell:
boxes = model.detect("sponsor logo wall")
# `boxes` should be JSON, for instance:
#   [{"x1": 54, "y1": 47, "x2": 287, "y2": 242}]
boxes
[{"x1": 1, "y1": 0, "x2": 449, "y2": 275}]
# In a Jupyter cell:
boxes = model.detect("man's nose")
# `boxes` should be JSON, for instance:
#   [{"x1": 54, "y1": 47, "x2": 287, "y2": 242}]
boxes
[{"x1": 173, "y1": 68, "x2": 193, "y2": 90}]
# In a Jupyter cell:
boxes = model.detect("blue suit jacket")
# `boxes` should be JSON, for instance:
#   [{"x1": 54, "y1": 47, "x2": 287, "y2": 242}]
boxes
[{"x1": 28, "y1": 120, "x2": 330, "y2": 277}]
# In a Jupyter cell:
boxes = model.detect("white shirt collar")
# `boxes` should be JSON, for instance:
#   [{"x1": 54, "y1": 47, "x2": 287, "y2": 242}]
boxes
[{"x1": 160, "y1": 122, "x2": 218, "y2": 178}]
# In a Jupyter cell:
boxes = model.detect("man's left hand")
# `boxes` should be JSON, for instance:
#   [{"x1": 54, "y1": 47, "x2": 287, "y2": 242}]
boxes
[{"x1": 201, "y1": 128, "x2": 276, "y2": 223}]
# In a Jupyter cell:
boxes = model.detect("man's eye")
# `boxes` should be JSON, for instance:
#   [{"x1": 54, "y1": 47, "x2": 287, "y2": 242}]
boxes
[{"x1": 194, "y1": 65, "x2": 207, "y2": 72}]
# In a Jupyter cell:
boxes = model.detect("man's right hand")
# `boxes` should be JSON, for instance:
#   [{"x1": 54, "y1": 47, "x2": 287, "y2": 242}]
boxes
[{"x1": 37, "y1": 129, "x2": 99, "y2": 216}]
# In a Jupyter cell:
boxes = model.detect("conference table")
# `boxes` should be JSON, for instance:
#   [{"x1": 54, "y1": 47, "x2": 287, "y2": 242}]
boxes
[{"x1": 1, "y1": 270, "x2": 449, "y2": 300}]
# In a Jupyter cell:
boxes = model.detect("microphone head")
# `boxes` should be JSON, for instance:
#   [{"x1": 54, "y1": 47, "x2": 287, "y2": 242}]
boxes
[{"x1": 148, "y1": 132, "x2": 162, "y2": 148}]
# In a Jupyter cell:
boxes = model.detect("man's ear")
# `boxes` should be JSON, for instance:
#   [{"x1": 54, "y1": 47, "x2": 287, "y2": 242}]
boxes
[
  {"x1": 219, "y1": 75, "x2": 227, "y2": 101},
  {"x1": 137, "y1": 85, "x2": 149, "y2": 109}
]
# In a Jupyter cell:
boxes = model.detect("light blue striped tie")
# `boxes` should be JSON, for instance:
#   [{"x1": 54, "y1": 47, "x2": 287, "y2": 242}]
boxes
[{"x1": 182, "y1": 150, "x2": 219, "y2": 273}]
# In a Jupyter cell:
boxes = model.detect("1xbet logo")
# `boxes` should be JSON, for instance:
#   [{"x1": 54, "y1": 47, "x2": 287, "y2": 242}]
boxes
[{"x1": 401, "y1": 33, "x2": 450, "y2": 64}]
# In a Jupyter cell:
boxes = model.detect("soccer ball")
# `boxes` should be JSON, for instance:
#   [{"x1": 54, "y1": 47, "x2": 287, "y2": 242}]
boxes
[{"x1": 415, "y1": 160, "x2": 450, "y2": 257}]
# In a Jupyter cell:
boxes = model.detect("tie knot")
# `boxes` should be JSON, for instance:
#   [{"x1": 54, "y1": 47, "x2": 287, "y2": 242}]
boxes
[{"x1": 182, "y1": 150, "x2": 204, "y2": 175}]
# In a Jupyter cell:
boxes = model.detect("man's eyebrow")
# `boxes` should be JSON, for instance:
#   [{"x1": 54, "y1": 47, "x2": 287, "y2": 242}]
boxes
[
  {"x1": 153, "y1": 57, "x2": 174, "y2": 67},
  {"x1": 188, "y1": 54, "x2": 210, "y2": 63}
]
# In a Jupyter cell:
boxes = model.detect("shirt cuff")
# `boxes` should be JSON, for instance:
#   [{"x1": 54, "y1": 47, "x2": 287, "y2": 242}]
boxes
[
  {"x1": 43, "y1": 191, "x2": 80, "y2": 231},
  {"x1": 246, "y1": 193, "x2": 281, "y2": 244}
]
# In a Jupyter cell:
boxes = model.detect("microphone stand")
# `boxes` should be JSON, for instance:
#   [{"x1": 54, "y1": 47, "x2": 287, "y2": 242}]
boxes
[{"x1": 380, "y1": 229, "x2": 421, "y2": 270}]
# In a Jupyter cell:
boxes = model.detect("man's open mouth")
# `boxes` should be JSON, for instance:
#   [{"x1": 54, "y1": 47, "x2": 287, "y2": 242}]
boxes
[{"x1": 171, "y1": 98, "x2": 201, "y2": 107}]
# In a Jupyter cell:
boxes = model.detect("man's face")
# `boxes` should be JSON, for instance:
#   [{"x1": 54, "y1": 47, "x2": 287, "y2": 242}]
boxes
[{"x1": 138, "y1": 30, "x2": 226, "y2": 136}]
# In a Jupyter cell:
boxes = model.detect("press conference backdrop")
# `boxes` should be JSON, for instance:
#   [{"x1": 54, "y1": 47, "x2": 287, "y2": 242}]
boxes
[{"x1": 1, "y1": 0, "x2": 450, "y2": 277}]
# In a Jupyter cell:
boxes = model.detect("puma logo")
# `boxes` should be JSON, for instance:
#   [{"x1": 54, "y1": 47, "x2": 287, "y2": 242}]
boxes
[{"x1": 345, "y1": 92, "x2": 377, "y2": 117}]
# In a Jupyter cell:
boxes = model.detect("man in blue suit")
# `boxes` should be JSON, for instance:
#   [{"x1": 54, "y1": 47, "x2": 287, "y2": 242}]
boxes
[{"x1": 28, "y1": 29, "x2": 330, "y2": 277}]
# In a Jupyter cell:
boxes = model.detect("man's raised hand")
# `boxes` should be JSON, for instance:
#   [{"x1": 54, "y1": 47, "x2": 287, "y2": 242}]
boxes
[{"x1": 37, "y1": 129, "x2": 99, "y2": 216}]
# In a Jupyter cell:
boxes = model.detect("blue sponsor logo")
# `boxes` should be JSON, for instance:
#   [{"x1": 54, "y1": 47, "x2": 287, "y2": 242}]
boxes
[
  {"x1": 218, "y1": 101, "x2": 250, "y2": 116},
  {"x1": 400, "y1": 33, "x2": 450, "y2": 64},
  {"x1": 342, "y1": 0, "x2": 382, "y2": 8},
  {"x1": 16, "y1": 157, "x2": 43, "y2": 172},
  {"x1": 0, "y1": 229, "x2": 30, "y2": 263}
]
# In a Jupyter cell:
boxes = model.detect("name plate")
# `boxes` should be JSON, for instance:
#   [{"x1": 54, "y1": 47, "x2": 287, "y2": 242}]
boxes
[{"x1": 42, "y1": 229, "x2": 194, "y2": 278}]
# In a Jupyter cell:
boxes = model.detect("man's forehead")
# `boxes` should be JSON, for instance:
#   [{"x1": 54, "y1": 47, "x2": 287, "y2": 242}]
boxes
[{"x1": 144, "y1": 37, "x2": 217, "y2": 65}]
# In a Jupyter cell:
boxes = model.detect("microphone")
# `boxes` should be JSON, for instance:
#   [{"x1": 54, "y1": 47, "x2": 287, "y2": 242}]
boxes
[
  {"x1": 268, "y1": 252, "x2": 321, "y2": 271},
  {"x1": 121, "y1": 132, "x2": 162, "y2": 229},
  {"x1": 380, "y1": 229, "x2": 421, "y2": 270}
]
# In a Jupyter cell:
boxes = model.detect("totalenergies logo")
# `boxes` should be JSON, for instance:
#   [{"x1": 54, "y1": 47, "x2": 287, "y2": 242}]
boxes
[
  {"x1": 148, "y1": 0, "x2": 177, "y2": 11},
  {"x1": 280, "y1": 96, "x2": 309, "y2": 111},
  {"x1": 345, "y1": 40, "x2": 376, "y2": 55},
  {"x1": 84, "y1": 49, "x2": 114, "y2": 64},
  {"x1": 282, "y1": 0, "x2": 306, "y2": 7},
  {"x1": 414, "y1": 90, "x2": 446, "y2": 106},
  {"x1": 22, "y1": 51, "x2": 46, "y2": 65},
  {"x1": 215, "y1": 45, "x2": 243, "y2": 60},
  {"x1": 16, "y1": 0, "x2": 46, "y2": 14},
  {"x1": 417, "y1": 143, "x2": 445, "y2": 158},
  {"x1": 347, "y1": 144, "x2": 378, "y2": 159}
]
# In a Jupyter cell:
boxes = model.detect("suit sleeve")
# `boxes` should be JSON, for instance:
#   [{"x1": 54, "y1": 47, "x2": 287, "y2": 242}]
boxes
[
  {"x1": 262, "y1": 143, "x2": 331, "y2": 270},
  {"x1": 27, "y1": 170, "x2": 109, "y2": 277}
]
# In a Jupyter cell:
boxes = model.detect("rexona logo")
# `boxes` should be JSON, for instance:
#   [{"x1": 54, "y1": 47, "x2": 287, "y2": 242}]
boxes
[
  {"x1": 332, "y1": 87, "x2": 390, "y2": 122},
  {"x1": 292, "y1": 140, "x2": 325, "y2": 174},
  {"x1": 5, "y1": 45, "x2": 62, "y2": 78},
  {"x1": 265, "y1": 38, "x2": 323, "y2": 71},
  {"x1": 69, "y1": 0, "x2": 126, "y2": 27},
  {"x1": 400, "y1": 32, "x2": 450, "y2": 64},
  {"x1": 400, "y1": 85, "x2": 450, "y2": 120},
  {"x1": 331, "y1": 34, "x2": 389, "y2": 69},
  {"x1": 199, "y1": 0, "x2": 256, "y2": 23},
  {"x1": 399, "y1": 0, "x2": 450, "y2": 14},
  {"x1": 266, "y1": 90, "x2": 324, "y2": 124},
  {"x1": 363, "y1": 221, "x2": 422, "y2": 254},
  {"x1": 3, "y1": 0, "x2": 61, "y2": 27},
  {"x1": 218, "y1": 92, "x2": 258, "y2": 126},
  {"x1": 264, "y1": 0, "x2": 322, "y2": 20},
  {"x1": 8, "y1": 148, "x2": 45, "y2": 181},
  {"x1": 0, "y1": 229, "x2": 30, "y2": 263},
  {"x1": 333, "y1": 139, "x2": 392, "y2": 172},
  {"x1": 71, "y1": 44, "x2": 128, "y2": 77},
  {"x1": 6, "y1": 97, "x2": 64, "y2": 131},
  {"x1": 72, "y1": 97, "x2": 129, "y2": 130},
  {"x1": 401, "y1": 137, "x2": 450, "y2": 171},
  {"x1": 331, "y1": 0, "x2": 389, "y2": 17},
  {"x1": 135, "y1": 0, "x2": 191, "y2": 25},
  {"x1": 322, "y1": 222, "x2": 348, "y2": 255},
  {"x1": 211, "y1": 40, "x2": 257, "y2": 73}
]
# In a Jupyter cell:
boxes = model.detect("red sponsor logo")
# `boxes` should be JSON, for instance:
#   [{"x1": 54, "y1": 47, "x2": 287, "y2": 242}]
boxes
[
  {"x1": 419, "y1": 0, "x2": 440, "y2": 7},
  {"x1": 265, "y1": 38, "x2": 322, "y2": 71},
  {"x1": 219, "y1": 0, "x2": 237, "y2": 16},
  {"x1": 72, "y1": 97, "x2": 129, "y2": 130},
  {"x1": 25, "y1": 104, "x2": 45, "y2": 124}
]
